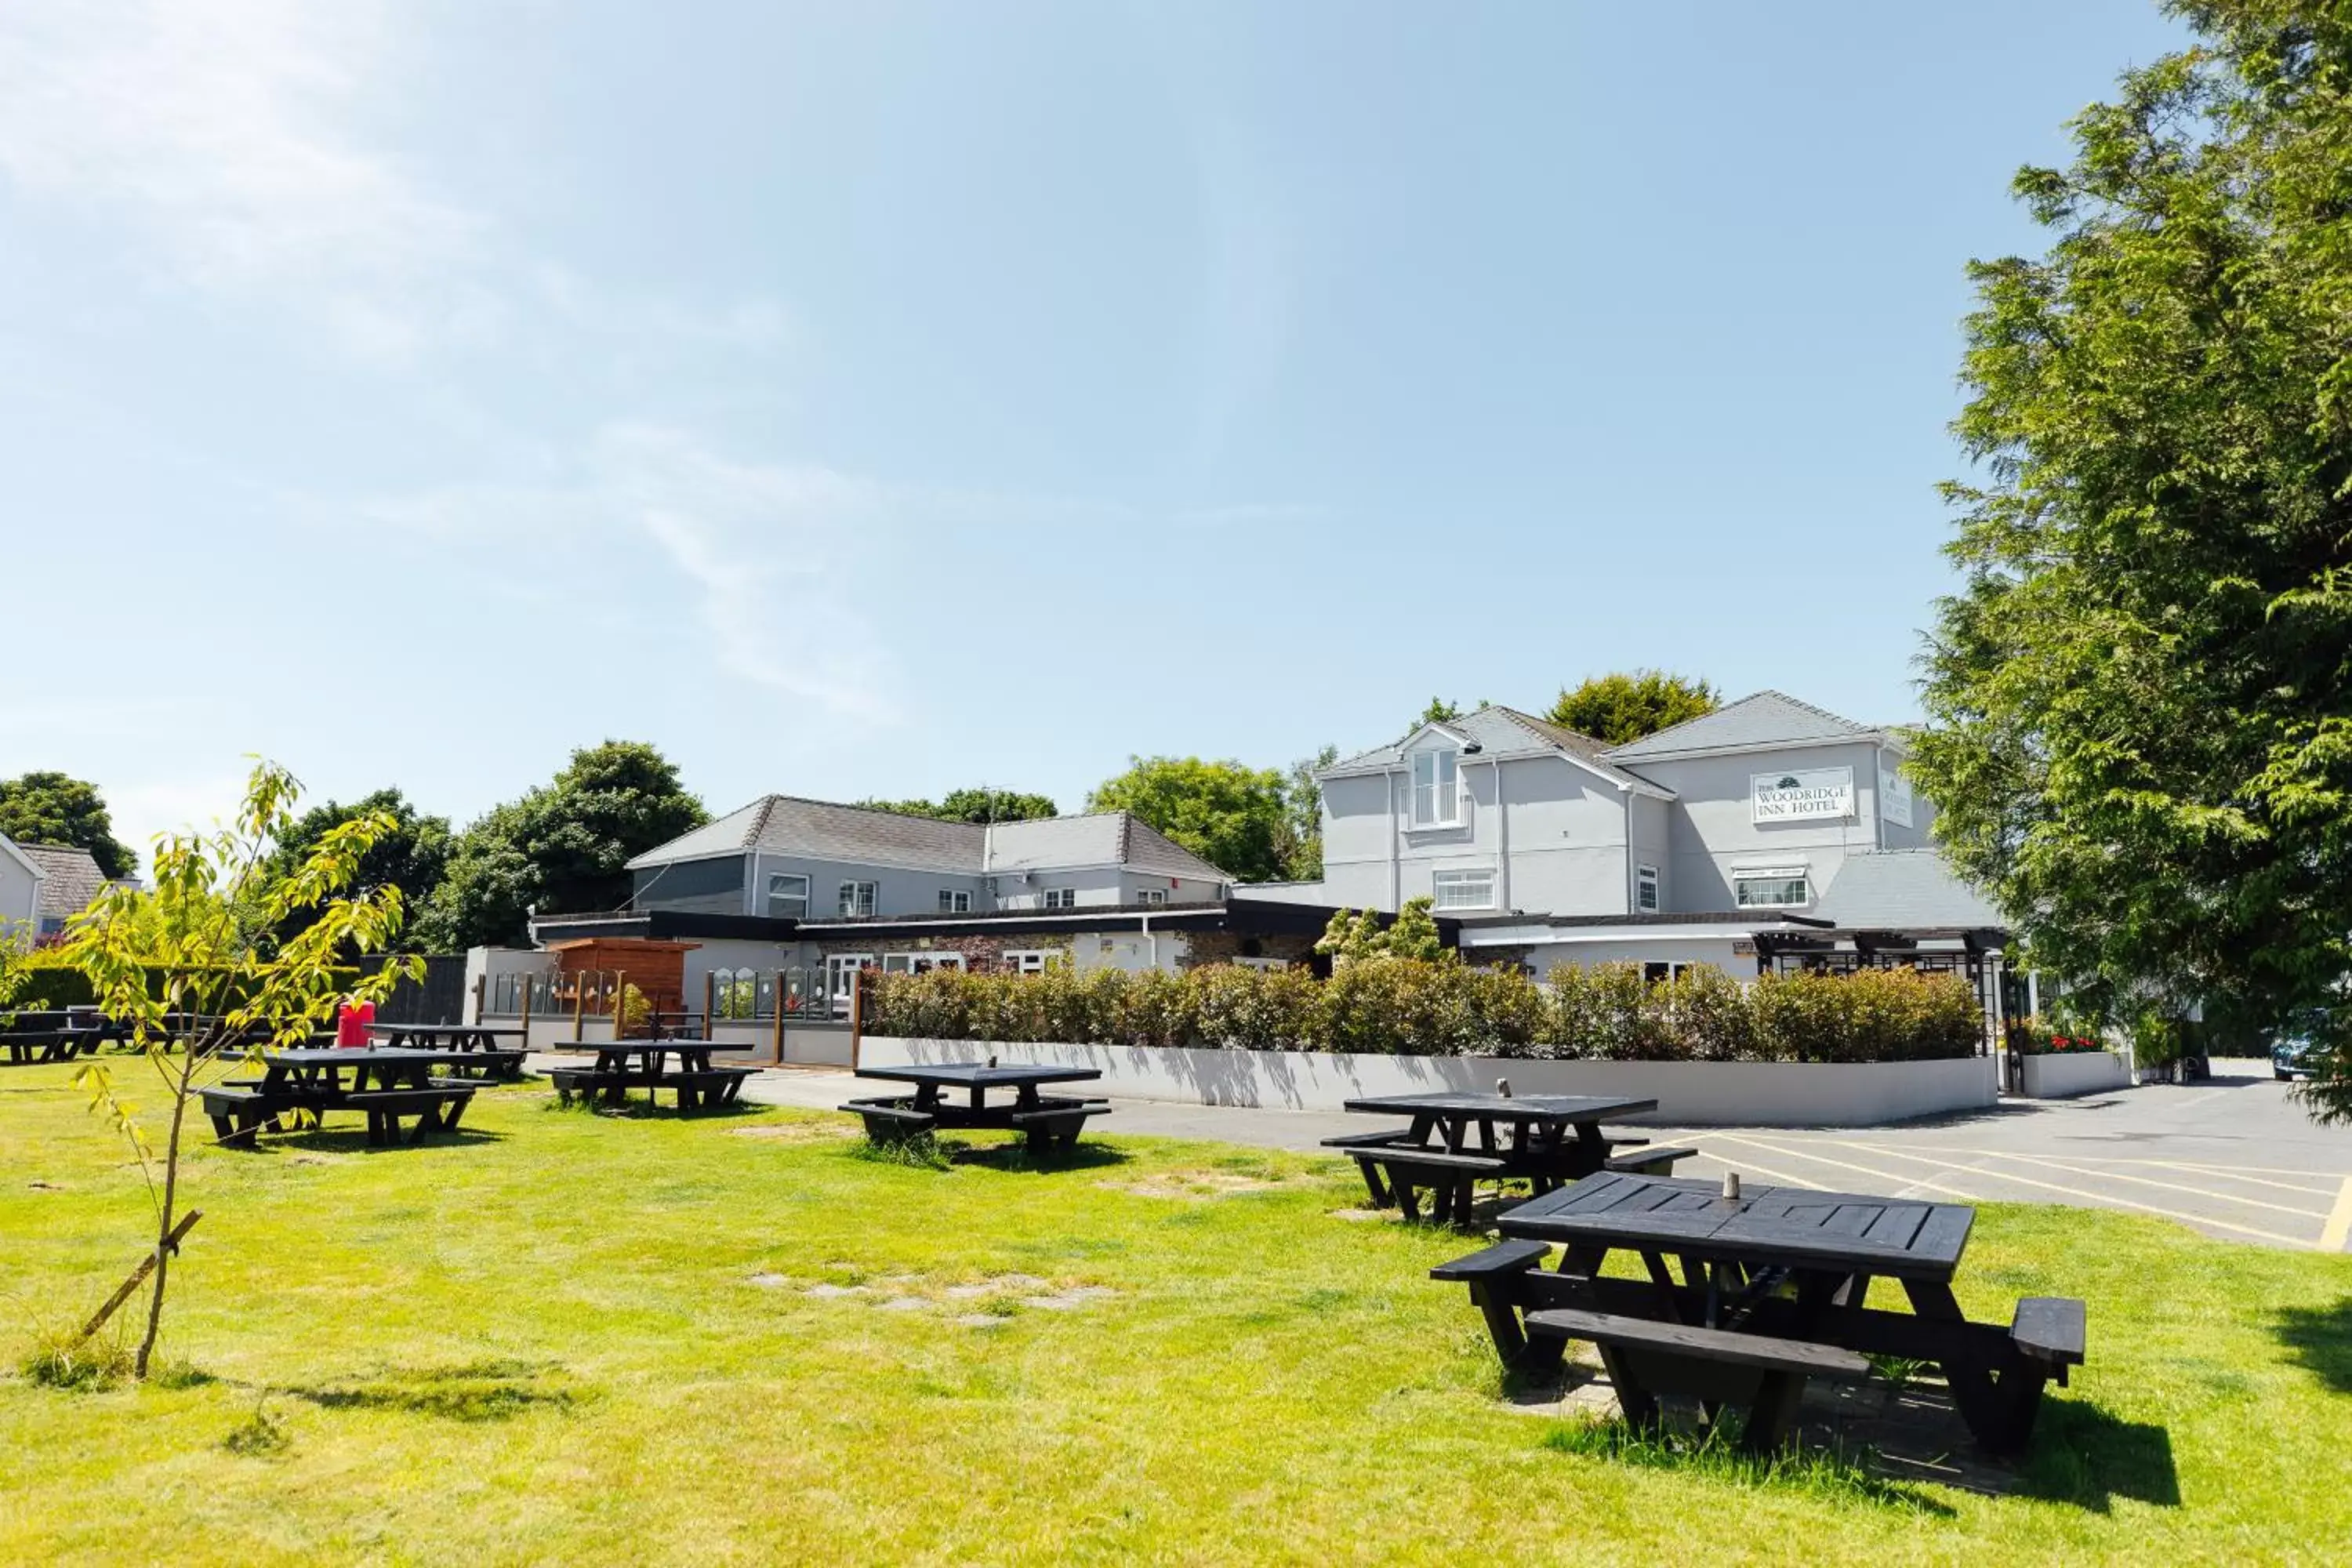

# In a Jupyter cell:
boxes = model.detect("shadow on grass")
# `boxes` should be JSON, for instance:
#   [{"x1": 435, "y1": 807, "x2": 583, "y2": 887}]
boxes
[
  {"x1": 2009, "y1": 1399, "x2": 2181, "y2": 1512},
  {"x1": 241, "y1": 1125, "x2": 510, "y2": 1156},
  {"x1": 842, "y1": 1132, "x2": 1133, "y2": 1174},
  {"x1": 281, "y1": 1357, "x2": 583, "y2": 1422},
  {"x1": 546, "y1": 1097, "x2": 769, "y2": 1123},
  {"x1": 2273, "y1": 1296, "x2": 2352, "y2": 1394},
  {"x1": 1541, "y1": 1416, "x2": 1958, "y2": 1515}
]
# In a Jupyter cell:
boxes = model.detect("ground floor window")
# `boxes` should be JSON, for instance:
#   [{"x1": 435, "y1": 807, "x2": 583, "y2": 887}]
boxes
[
  {"x1": 1000, "y1": 949, "x2": 1064, "y2": 974},
  {"x1": 1042, "y1": 887, "x2": 1076, "y2": 910},
  {"x1": 1642, "y1": 960, "x2": 1696, "y2": 985},
  {"x1": 882, "y1": 953, "x2": 966, "y2": 975},
  {"x1": 1431, "y1": 868, "x2": 1497, "y2": 911},
  {"x1": 1733, "y1": 869, "x2": 1809, "y2": 909},
  {"x1": 825, "y1": 953, "x2": 873, "y2": 1015},
  {"x1": 1230, "y1": 955, "x2": 1291, "y2": 972}
]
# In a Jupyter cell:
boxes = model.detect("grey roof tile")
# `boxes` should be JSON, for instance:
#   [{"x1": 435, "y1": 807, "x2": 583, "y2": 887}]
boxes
[
  {"x1": 16, "y1": 843, "x2": 107, "y2": 922},
  {"x1": 1812, "y1": 850, "x2": 2005, "y2": 931},
  {"x1": 1602, "y1": 690, "x2": 1878, "y2": 762},
  {"x1": 1326, "y1": 706, "x2": 1661, "y2": 793}
]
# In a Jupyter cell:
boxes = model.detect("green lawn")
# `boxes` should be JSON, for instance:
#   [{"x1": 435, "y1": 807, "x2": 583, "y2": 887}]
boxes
[{"x1": 2, "y1": 1062, "x2": 2347, "y2": 1565}]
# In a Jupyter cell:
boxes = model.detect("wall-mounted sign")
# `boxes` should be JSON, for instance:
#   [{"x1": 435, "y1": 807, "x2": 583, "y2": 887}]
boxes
[
  {"x1": 1751, "y1": 766, "x2": 1854, "y2": 824},
  {"x1": 1879, "y1": 764, "x2": 1914, "y2": 829}
]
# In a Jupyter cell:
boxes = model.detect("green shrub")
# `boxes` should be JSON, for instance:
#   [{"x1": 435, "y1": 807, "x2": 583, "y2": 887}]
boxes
[{"x1": 867, "y1": 960, "x2": 1987, "y2": 1065}]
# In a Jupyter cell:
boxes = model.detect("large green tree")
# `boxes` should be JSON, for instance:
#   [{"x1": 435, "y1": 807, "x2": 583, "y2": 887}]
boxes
[
  {"x1": 266, "y1": 789, "x2": 451, "y2": 953},
  {"x1": 1909, "y1": 0, "x2": 2352, "y2": 1121},
  {"x1": 1546, "y1": 671, "x2": 1718, "y2": 745},
  {"x1": 0, "y1": 771, "x2": 137, "y2": 880},
  {"x1": 859, "y1": 787, "x2": 1058, "y2": 824},
  {"x1": 417, "y1": 742, "x2": 706, "y2": 949},
  {"x1": 1272, "y1": 746, "x2": 1338, "y2": 883},
  {"x1": 1087, "y1": 756, "x2": 1288, "y2": 883}
]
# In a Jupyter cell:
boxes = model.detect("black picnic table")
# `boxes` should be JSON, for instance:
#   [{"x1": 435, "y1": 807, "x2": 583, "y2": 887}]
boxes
[
  {"x1": 0, "y1": 1026, "x2": 101, "y2": 1065},
  {"x1": 549, "y1": 1040, "x2": 753, "y2": 1111},
  {"x1": 844, "y1": 1062, "x2": 1112, "y2": 1153},
  {"x1": 201, "y1": 1047, "x2": 480, "y2": 1148},
  {"x1": 1327, "y1": 1091, "x2": 1664, "y2": 1224},
  {"x1": 1440, "y1": 1171, "x2": 2085, "y2": 1454},
  {"x1": 369, "y1": 1022, "x2": 526, "y2": 1052}
]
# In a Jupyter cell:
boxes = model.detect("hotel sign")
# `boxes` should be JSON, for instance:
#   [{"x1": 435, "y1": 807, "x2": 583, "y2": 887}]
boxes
[{"x1": 1751, "y1": 767, "x2": 1854, "y2": 824}]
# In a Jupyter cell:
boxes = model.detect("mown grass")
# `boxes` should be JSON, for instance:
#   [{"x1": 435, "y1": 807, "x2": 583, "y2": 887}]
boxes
[{"x1": 2, "y1": 1061, "x2": 2348, "y2": 1564}]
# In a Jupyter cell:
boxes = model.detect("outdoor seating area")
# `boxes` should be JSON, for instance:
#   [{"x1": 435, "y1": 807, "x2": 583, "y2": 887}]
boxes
[
  {"x1": 1322, "y1": 1090, "x2": 1693, "y2": 1224},
  {"x1": 200, "y1": 1047, "x2": 483, "y2": 1149},
  {"x1": 842, "y1": 1061, "x2": 1113, "y2": 1154},
  {"x1": 1433, "y1": 1171, "x2": 2088, "y2": 1455},
  {"x1": 549, "y1": 1040, "x2": 757, "y2": 1111}
]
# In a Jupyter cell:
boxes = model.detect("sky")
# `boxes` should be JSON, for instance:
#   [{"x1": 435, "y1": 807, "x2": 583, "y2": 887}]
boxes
[{"x1": 0, "y1": 1, "x2": 2194, "y2": 859}]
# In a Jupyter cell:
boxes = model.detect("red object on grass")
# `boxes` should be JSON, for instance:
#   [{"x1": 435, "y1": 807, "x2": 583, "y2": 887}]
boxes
[{"x1": 335, "y1": 1000, "x2": 376, "y2": 1048}]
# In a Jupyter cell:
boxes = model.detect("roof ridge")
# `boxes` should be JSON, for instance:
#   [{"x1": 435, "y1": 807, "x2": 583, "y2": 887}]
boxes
[
  {"x1": 1746, "y1": 688, "x2": 1872, "y2": 732},
  {"x1": 745, "y1": 795, "x2": 779, "y2": 848}
]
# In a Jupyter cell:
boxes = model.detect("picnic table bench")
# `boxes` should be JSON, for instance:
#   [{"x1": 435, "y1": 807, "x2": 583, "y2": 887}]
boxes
[
  {"x1": 370, "y1": 1022, "x2": 528, "y2": 1056},
  {"x1": 1323, "y1": 1092, "x2": 1679, "y2": 1224},
  {"x1": 1432, "y1": 1171, "x2": 2086, "y2": 1454},
  {"x1": 0, "y1": 1025, "x2": 102, "y2": 1065},
  {"x1": 201, "y1": 1048, "x2": 477, "y2": 1148},
  {"x1": 549, "y1": 1041, "x2": 755, "y2": 1111},
  {"x1": 843, "y1": 1062, "x2": 1110, "y2": 1154}
]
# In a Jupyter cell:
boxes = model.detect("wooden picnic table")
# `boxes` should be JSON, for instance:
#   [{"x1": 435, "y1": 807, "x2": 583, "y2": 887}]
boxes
[
  {"x1": 844, "y1": 1062, "x2": 1111, "y2": 1154},
  {"x1": 1433, "y1": 1171, "x2": 2085, "y2": 1454},
  {"x1": 549, "y1": 1040, "x2": 753, "y2": 1111},
  {"x1": 1326, "y1": 1091, "x2": 1671, "y2": 1224},
  {"x1": 369, "y1": 1022, "x2": 526, "y2": 1053},
  {"x1": 201, "y1": 1047, "x2": 479, "y2": 1149}
]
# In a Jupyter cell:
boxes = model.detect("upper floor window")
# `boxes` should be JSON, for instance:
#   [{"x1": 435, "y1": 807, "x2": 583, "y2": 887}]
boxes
[
  {"x1": 938, "y1": 889, "x2": 971, "y2": 913},
  {"x1": 1043, "y1": 887, "x2": 1077, "y2": 910},
  {"x1": 1733, "y1": 869, "x2": 1810, "y2": 909},
  {"x1": 768, "y1": 873, "x2": 809, "y2": 919},
  {"x1": 1431, "y1": 868, "x2": 1495, "y2": 910},
  {"x1": 1410, "y1": 747, "x2": 1460, "y2": 827},
  {"x1": 837, "y1": 880, "x2": 878, "y2": 917},
  {"x1": 1136, "y1": 888, "x2": 1167, "y2": 907},
  {"x1": 1635, "y1": 865, "x2": 1660, "y2": 914}
]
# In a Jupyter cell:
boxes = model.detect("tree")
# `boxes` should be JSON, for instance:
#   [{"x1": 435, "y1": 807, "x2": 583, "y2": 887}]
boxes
[
  {"x1": 1272, "y1": 746, "x2": 1338, "y2": 883},
  {"x1": 1087, "y1": 756, "x2": 1288, "y2": 883},
  {"x1": 416, "y1": 742, "x2": 706, "y2": 950},
  {"x1": 0, "y1": 771, "x2": 137, "y2": 879},
  {"x1": 60, "y1": 762, "x2": 418, "y2": 1377},
  {"x1": 266, "y1": 789, "x2": 451, "y2": 953},
  {"x1": 1415, "y1": 697, "x2": 1488, "y2": 728},
  {"x1": 1546, "y1": 671, "x2": 1719, "y2": 745},
  {"x1": 1314, "y1": 897, "x2": 1449, "y2": 966},
  {"x1": 858, "y1": 787, "x2": 1058, "y2": 824},
  {"x1": 1907, "y1": 0, "x2": 2352, "y2": 1122}
]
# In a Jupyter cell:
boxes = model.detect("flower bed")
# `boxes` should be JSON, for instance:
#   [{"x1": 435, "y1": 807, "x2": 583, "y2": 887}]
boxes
[{"x1": 869, "y1": 961, "x2": 1984, "y2": 1065}]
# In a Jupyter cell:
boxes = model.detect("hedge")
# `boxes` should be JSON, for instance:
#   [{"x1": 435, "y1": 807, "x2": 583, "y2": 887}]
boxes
[{"x1": 867, "y1": 961, "x2": 1984, "y2": 1065}]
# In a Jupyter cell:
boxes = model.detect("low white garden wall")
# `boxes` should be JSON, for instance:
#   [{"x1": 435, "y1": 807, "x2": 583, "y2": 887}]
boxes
[
  {"x1": 2020, "y1": 1049, "x2": 2130, "y2": 1099},
  {"x1": 859, "y1": 1036, "x2": 1998, "y2": 1127}
]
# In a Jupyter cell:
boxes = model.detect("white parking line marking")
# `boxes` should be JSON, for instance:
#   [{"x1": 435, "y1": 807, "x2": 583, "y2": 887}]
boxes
[
  {"x1": 2324, "y1": 1179, "x2": 2352, "y2": 1254},
  {"x1": 1680, "y1": 1145, "x2": 1820, "y2": 1191},
  {"x1": 1708, "y1": 1134, "x2": 1987, "y2": 1203},
  {"x1": 1718, "y1": 1134, "x2": 2315, "y2": 1249},
  {"x1": 1828, "y1": 1141, "x2": 2331, "y2": 1221}
]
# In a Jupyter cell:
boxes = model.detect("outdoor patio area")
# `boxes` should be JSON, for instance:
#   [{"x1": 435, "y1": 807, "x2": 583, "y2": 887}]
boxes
[{"x1": 3, "y1": 1058, "x2": 2347, "y2": 1563}]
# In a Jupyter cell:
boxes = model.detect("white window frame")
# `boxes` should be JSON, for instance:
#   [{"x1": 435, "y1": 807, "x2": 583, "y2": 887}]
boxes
[
  {"x1": 1733, "y1": 869, "x2": 1811, "y2": 909},
  {"x1": 767, "y1": 873, "x2": 809, "y2": 920},
  {"x1": 882, "y1": 952, "x2": 967, "y2": 975},
  {"x1": 1231, "y1": 955, "x2": 1290, "y2": 972},
  {"x1": 824, "y1": 953, "x2": 873, "y2": 1016},
  {"x1": 1635, "y1": 864, "x2": 1660, "y2": 914},
  {"x1": 1642, "y1": 960, "x2": 1695, "y2": 985},
  {"x1": 1430, "y1": 868, "x2": 1497, "y2": 911},
  {"x1": 1136, "y1": 887, "x2": 1168, "y2": 907},
  {"x1": 938, "y1": 889, "x2": 971, "y2": 913},
  {"x1": 837, "y1": 880, "x2": 878, "y2": 917},
  {"x1": 1410, "y1": 747, "x2": 1461, "y2": 829},
  {"x1": 1000, "y1": 949, "x2": 1063, "y2": 975},
  {"x1": 1042, "y1": 887, "x2": 1076, "y2": 910}
]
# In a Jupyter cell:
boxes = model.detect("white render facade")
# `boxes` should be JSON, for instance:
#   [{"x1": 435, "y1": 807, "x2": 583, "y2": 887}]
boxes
[{"x1": 1278, "y1": 693, "x2": 2002, "y2": 979}]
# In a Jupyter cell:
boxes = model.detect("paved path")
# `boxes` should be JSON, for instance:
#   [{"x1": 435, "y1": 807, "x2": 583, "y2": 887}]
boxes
[{"x1": 596, "y1": 1054, "x2": 2352, "y2": 1253}]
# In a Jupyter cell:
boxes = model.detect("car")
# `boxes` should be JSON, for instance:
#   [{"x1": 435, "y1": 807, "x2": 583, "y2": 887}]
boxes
[{"x1": 2273, "y1": 1030, "x2": 2323, "y2": 1080}]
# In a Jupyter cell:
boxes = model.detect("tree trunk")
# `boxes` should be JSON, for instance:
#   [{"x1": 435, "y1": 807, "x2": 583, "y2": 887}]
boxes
[{"x1": 136, "y1": 1041, "x2": 198, "y2": 1378}]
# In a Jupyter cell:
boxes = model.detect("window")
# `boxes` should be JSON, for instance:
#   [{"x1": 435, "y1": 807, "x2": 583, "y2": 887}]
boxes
[
  {"x1": 824, "y1": 953, "x2": 873, "y2": 1015},
  {"x1": 1232, "y1": 955, "x2": 1290, "y2": 972},
  {"x1": 1042, "y1": 887, "x2": 1076, "y2": 910},
  {"x1": 767, "y1": 873, "x2": 809, "y2": 919},
  {"x1": 1734, "y1": 869, "x2": 1810, "y2": 909},
  {"x1": 1136, "y1": 888, "x2": 1167, "y2": 907},
  {"x1": 882, "y1": 952, "x2": 966, "y2": 975},
  {"x1": 1410, "y1": 747, "x2": 1460, "y2": 827},
  {"x1": 938, "y1": 889, "x2": 971, "y2": 913},
  {"x1": 837, "y1": 880, "x2": 877, "y2": 917},
  {"x1": 1001, "y1": 949, "x2": 1063, "y2": 975},
  {"x1": 1635, "y1": 865, "x2": 1660, "y2": 913},
  {"x1": 1431, "y1": 868, "x2": 1496, "y2": 910},
  {"x1": 1643, "y1": 961, "x2": 1695, "y2": 985}
]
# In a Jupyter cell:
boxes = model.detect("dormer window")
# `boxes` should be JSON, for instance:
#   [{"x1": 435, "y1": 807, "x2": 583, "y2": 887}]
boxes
[{"x1": 1410, "y1": 747, "x2": 1460, "y2": 828}]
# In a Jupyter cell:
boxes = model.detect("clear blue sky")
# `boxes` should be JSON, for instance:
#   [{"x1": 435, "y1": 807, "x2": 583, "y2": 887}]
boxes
[{"x1": 0, "y1": 2, "x2": 2191, "y2": 855}]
